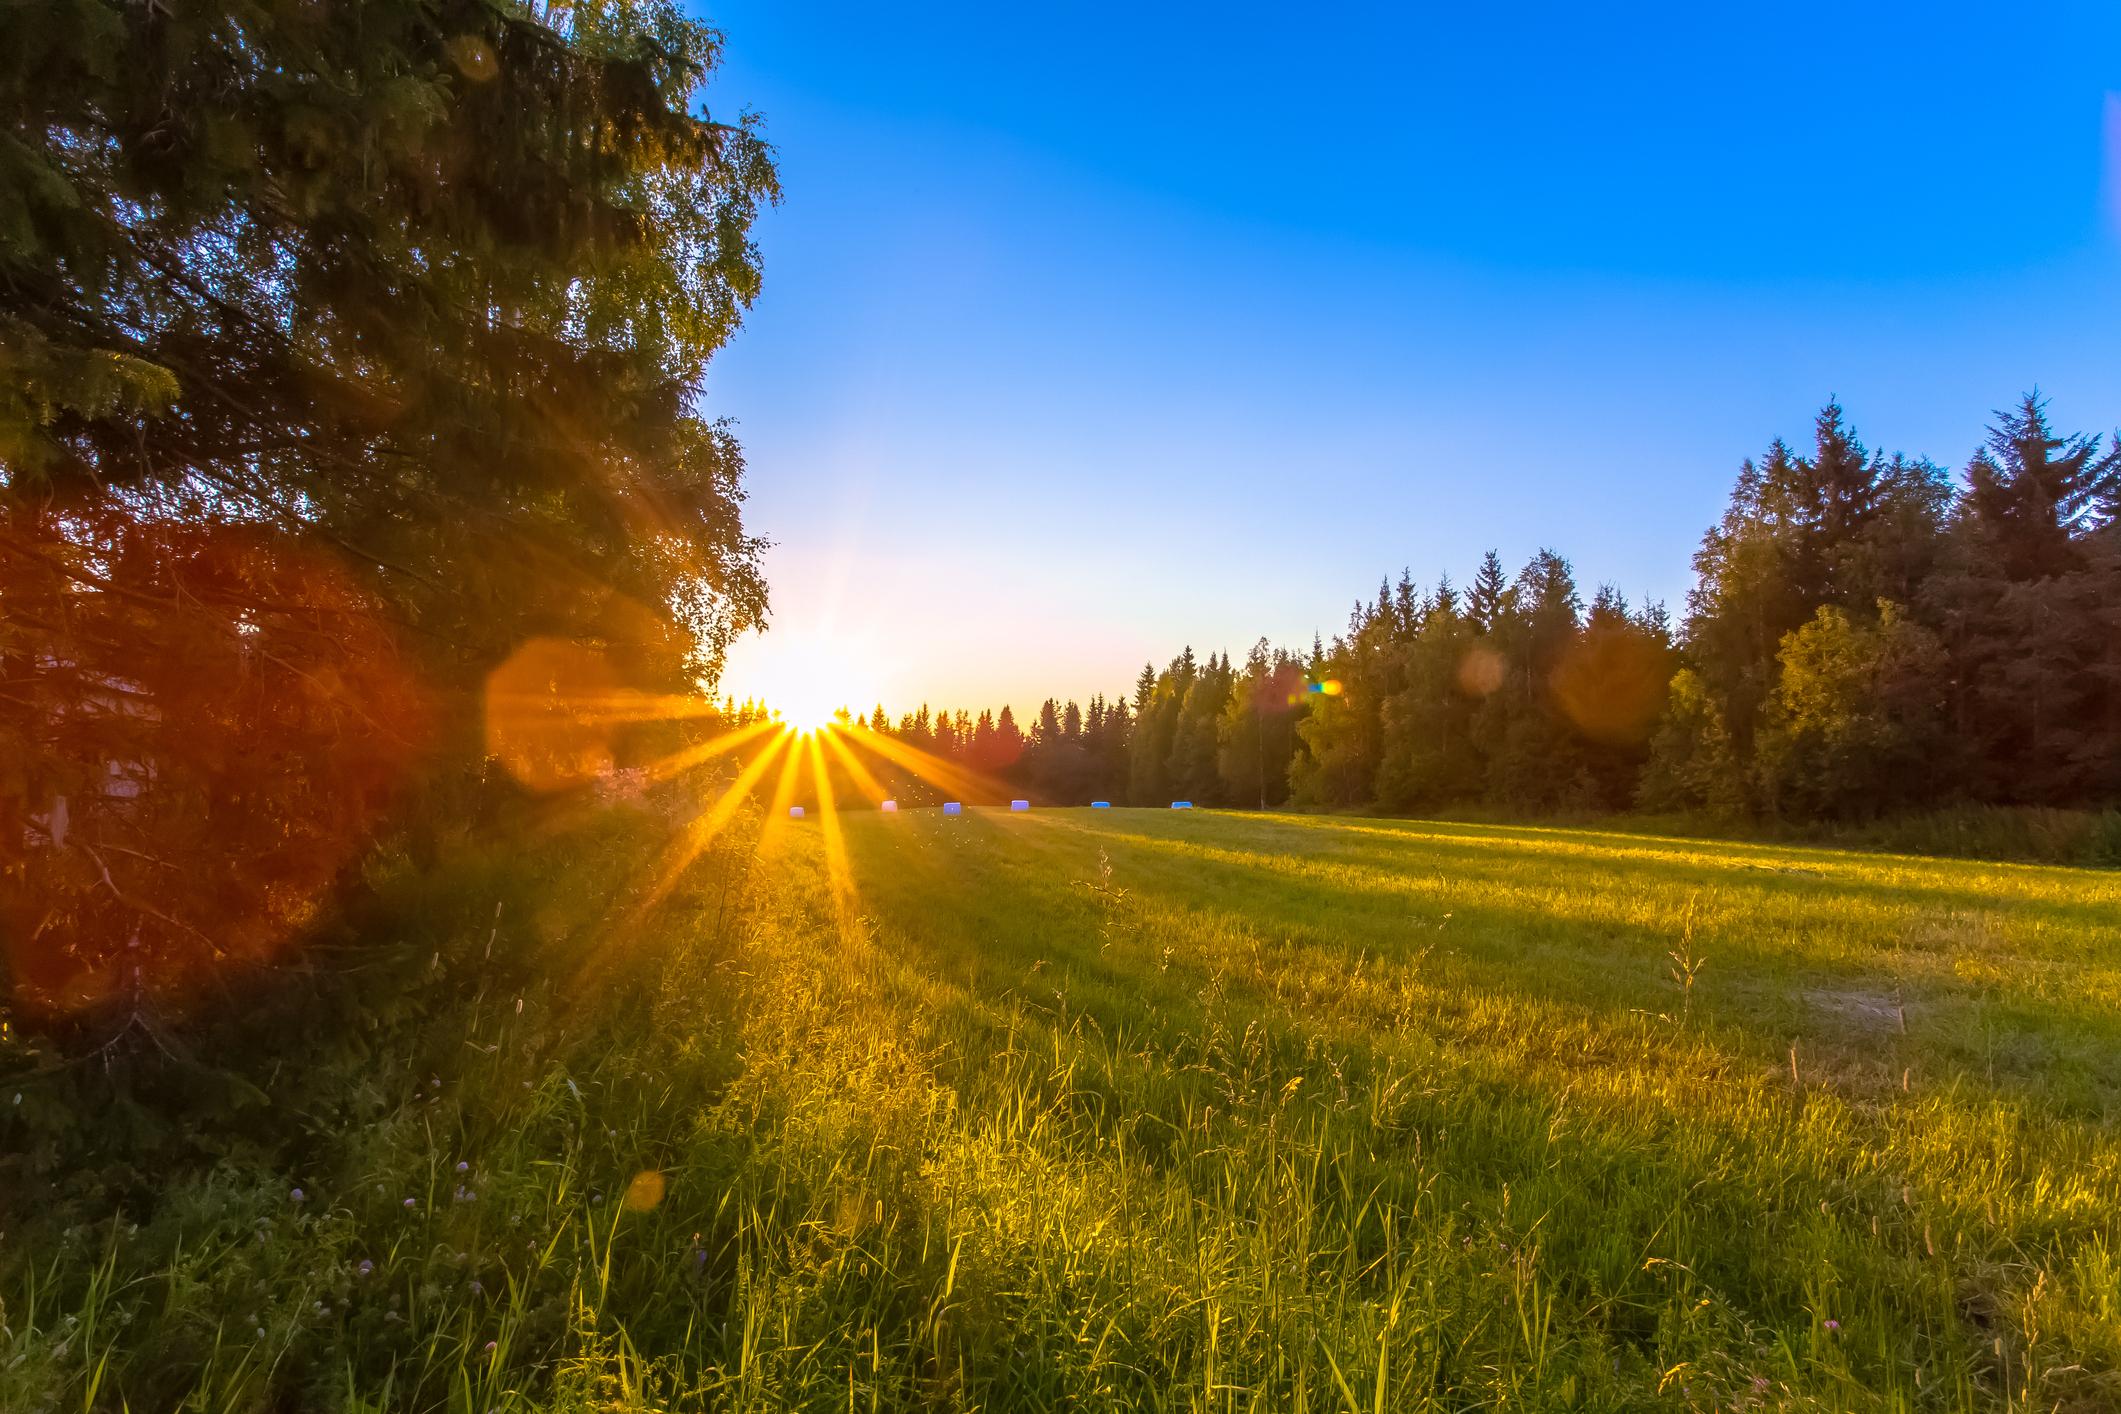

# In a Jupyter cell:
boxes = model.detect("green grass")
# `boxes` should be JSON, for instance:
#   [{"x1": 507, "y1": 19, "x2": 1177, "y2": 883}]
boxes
[{"x1": 8, "y1": 804, "x2": 2121, "y2": 1411}]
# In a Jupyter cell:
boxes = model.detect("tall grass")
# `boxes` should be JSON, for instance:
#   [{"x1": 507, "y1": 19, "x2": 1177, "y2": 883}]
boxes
[{"x1": 6, "y1": 803, "x2": 2120, "y2": 1410}]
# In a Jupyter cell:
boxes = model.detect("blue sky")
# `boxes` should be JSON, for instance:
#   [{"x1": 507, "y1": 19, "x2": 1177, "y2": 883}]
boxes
[{"x1": 698, "y1": 0, "x2": 2121, "y2": 721}]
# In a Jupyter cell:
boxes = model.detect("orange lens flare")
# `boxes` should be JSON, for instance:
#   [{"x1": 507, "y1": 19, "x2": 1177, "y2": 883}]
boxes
[
  {"x1": 624, "y1": 1170, "x2": 666, "y2": 1211},
  {"x1": 484, "y1": 638, "x2": 624, "y2": 793},
  {"x1": 484, "y1": 640, "x2": 768, "y2": 796},
  {"x1": 4, "y1": 520, "x2": 427, "y2": 1016}
]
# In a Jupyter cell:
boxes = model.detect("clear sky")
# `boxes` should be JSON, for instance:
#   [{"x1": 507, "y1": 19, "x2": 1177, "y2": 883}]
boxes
[{"x1": 697, "y1": 0, "x2": 2121, "y2": 723}]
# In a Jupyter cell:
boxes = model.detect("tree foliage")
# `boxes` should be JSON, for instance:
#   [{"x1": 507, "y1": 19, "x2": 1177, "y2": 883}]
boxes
[
  {"x1": 2, "y1": 0, "x2": 776, "y2": 1012},
  {"x1": 1649, "y1": 395, "x2": 2120, "y2": 815}
]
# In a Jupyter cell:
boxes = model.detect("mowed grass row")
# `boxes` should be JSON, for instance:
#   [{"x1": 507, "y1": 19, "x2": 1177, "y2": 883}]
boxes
[{"x1": 7, "y1": 806, "x2": 2119, "y2": 1411}]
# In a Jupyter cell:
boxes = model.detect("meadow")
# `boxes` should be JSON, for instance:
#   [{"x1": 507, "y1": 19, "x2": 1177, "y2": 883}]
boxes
[{"x1": 6, "y1": 799, "x2": 2121, "y2": 1412}]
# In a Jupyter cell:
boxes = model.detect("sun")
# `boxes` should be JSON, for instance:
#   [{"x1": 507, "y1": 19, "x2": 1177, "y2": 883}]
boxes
[
  {"x1": 767, "y1": 674, "x2": 862, "y2": 733},
  {"x1": 776, "y1": 693, "x2": 852, "y2": 733},
  {"x1": 716, "y1": 625, "x2": 885, "y2": 736}
]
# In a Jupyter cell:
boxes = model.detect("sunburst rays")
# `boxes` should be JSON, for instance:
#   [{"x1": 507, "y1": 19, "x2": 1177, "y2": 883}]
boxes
[
  {"x1": 842, "y1": 723, "x2": 996, "y2": 805},
  {"x1": 802, "y1": 731, "x2": 859, "y2": 919},
  {"x1": 483, "y1": 647, "x2": 1033, "y2": 956}
]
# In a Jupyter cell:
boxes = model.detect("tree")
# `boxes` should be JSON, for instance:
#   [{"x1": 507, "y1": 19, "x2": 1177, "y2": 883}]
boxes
[
  {"x1": 1926, "y1": 400, "x2": 2121, "y2": 803},
  {"x1": 4, "y1": 0, "x2": 775, "y2": 673},
  {"x1": 1650, "y1": 404, "x2": 1949, "y2": 805},
  {"x1": 1466, "y1": 551, "x2": 1508, "y2": 632},
  {"x1": 1754, "y1": 602, "x2": 1948, "y2": 817},
  {"x1": 1960, "y1": 395, "x2": 2121, "y2": 581},
  {"x1": 3, "y1": 0, "x2": 778, "y2": 1014},
  {"x1": 1217, "y1": 640, "x2": 1303, "y2": 809}
]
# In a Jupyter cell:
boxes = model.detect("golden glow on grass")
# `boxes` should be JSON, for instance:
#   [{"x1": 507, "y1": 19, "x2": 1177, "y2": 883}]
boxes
[
  {"x1": 629, "y1": 730, "x2": 793, "y2": 915},
  {"x1": 755, "y1": 727, "x2": 812, "y2": 858}
]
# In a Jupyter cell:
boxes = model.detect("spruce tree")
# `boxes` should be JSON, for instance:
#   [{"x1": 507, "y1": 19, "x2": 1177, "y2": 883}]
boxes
[
  {"x1": 1467, "y1": 551, "x2": 1508, "y2": 633},
  {"x1": 1960, "y1": 395, "x2": 2120, "y2": 581}
]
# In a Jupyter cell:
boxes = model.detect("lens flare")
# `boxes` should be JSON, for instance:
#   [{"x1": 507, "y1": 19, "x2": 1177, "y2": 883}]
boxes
[
  {"x1": 1457, "y1": 647, "x2": 1506, "y2": 697},
  {"x1": 485, "y1": 638, "x2": 627, "y2": 792},
  {"x1": 624, "y1": 1170, "x2": 666, "y2": 1211}
]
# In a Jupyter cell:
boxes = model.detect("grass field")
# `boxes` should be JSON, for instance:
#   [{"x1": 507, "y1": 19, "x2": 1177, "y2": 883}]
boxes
[{"x1": 8, "y1": 803, "x2": 2121, "y2": 1412}]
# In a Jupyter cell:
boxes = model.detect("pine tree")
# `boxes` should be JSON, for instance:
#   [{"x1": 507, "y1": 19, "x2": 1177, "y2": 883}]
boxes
[
  {"x1": 1467, "y1": 551, "x2": 1508, "y2": 632},
  {"x1": 1961, "y1": 394, "x2": 2121, "y2": 581}
]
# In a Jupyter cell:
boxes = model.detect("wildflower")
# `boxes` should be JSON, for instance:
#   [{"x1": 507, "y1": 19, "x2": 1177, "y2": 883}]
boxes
[
  {"x1": 290, "y1": 1189, "x2": 305, "y2": 1202},
  {"x1": 404, "y1": 1198, "x2": 417, "y2": 1208},
  {"x1": 485, "y1": 1341, "x2": 498, "y2": 1352},
  {"x1": 470, "y1": 1281, "x2": 484, "y2": 1294},
  {"x1": 1824, "y1": 1319, "x2": 1840, "y2": 1332},
  {"x1": 357, "y1": 1260, "x2": 374, "y2": 1277},
  {"x1": 457, "y1": 1161, "x2": 470, "y2": 1172},
  {"x1": 256, "y1": 1327, "x2": 267, "y2": 1337}
]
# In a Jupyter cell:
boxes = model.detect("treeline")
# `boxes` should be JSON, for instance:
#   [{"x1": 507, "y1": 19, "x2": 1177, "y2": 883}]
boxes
[{"x1": 844, "y1": 395, "x2": 2119, "y2": 818}]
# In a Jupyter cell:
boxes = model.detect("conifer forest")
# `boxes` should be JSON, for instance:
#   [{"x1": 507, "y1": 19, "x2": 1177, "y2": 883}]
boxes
[{"x1": 839, "y1": 398, "x2": 2121, "y2": 826}]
